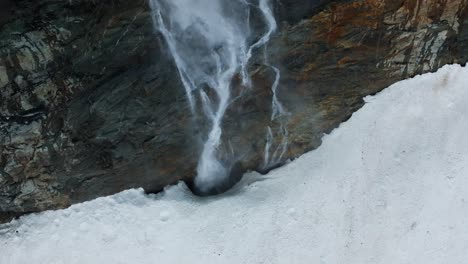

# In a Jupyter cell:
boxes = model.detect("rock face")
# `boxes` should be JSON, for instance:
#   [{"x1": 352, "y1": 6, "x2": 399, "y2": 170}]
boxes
[{"x1": 1, "y1": 0, "x2": 467, "y2": 221}]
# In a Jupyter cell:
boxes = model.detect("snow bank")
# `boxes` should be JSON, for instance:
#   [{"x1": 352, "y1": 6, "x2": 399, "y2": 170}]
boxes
[{"x1": 1, "y1": 64, "x2": 468, "y2": 264}]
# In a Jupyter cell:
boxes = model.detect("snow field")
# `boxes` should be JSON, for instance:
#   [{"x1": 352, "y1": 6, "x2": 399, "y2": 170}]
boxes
[{"x1": 1, "y1": 64, "x2": 468, "y2": 264}]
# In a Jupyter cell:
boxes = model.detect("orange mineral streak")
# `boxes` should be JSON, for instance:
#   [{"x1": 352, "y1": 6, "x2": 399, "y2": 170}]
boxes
[{"x1": 312, "y1": 0, "x2": 385, "y2": 44}]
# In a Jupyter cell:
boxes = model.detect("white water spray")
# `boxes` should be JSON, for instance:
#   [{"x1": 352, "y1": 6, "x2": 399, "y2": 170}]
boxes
[
  {"x1": 259, "y1": 1, "x2": 289, "y2": 169},
  {"x1": 150, "y1": 0, "x2": 287, "y2": 192}
]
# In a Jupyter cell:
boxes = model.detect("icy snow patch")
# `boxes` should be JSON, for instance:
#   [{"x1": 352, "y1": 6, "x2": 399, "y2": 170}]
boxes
[{"x1": 1, "y1": 64, "x2": 468, "y2": 264}]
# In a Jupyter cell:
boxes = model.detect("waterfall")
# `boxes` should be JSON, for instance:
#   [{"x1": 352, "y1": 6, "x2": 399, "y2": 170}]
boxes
[{"x1": 150, "y1": 0, "x2": 287, "y2": 193}]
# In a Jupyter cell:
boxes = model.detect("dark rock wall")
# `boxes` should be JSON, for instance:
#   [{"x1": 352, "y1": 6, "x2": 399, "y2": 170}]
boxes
[
  {"x1": 1, "y1": 0, "x2": 467, "y2": 221},
  {"x1": 268, "y1": 0, "x2": 468, "y2": 163},
  {"x1": 0, "y1": 0, "x2": 194, "y2": 216}
]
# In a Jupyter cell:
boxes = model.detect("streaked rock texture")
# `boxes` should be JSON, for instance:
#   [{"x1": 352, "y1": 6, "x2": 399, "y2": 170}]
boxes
[{"x1": 1, "y1": 0, "x2": 467, "y2": 221}]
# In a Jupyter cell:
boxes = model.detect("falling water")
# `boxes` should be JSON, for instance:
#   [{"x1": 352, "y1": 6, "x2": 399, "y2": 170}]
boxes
[{"x1": 150, "y1": 0, "x2": 287, "y2": 192}]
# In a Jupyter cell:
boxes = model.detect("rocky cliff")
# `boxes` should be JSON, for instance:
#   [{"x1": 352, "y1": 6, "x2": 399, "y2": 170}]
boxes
[{"x1": 1, "y1": 0, "x2": 467, "y2": 222}]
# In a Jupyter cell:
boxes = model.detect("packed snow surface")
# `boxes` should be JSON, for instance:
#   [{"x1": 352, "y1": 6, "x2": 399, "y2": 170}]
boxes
[{"x1": 1, "y1": 65, "x2": 468, "y2": 263}]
